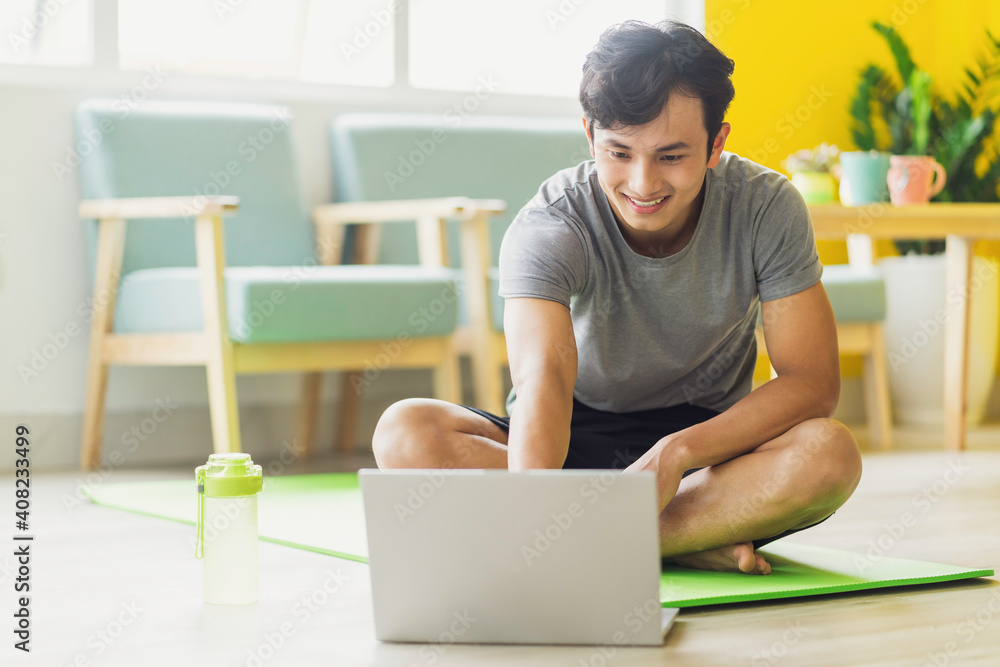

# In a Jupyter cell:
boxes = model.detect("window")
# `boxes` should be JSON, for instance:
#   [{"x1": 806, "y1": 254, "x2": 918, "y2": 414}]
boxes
[
  {"x1": 118, "y1": 0, "x2": 394, "y2": 87},
  {"x1": 409, "y1": 0, "x2": 686, "y2": 97},
  {"x1": 117, "y1": 0, "x2": 698, "y2": 94},
  {"x1": 0, "y1": 0, "x2": 93, "y2": 66},
  {"x1": 3, "y1": 1, "x2": 703, "y2": 97}
]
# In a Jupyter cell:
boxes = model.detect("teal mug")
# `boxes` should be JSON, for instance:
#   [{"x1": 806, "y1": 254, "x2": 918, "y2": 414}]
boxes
[{"x1": 838, "y1": 151, "x2": 891, "y2": 205}]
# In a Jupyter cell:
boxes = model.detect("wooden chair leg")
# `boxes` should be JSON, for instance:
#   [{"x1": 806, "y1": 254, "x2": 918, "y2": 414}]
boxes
[
  {"x1": 491, "y1": 331, "x2": 510, "y2": 414},
  {"x1": 334, "y1": 371, "x2": 363, "y2": 453},
  {"x1": 459, "y1": 213, "x2": 506, "y2": 414},
  {"x1": 80, "y1": 217, "x2": 126, "y2": 470},
  {"x1": 196, "y1": 213, "x2": 241, "y2": 454},
  {"x1": 864, "y1": 323, "x2": 894, "y2": 450},
  {"x1": 80, "y1": 357, "x2": 110, "y2": 470},
  {"x1": 433, "y1": 341, "x2": 463, "y2": 405},
  {"x1": 469, "y1": 333, "x2": 506, "y2": 415},
  {"x1": 296, "y1": 372, "x2": 322, "y2": 458},
  {"x1": 204, "y1": 352, "x2": 241, "y2": 454}
]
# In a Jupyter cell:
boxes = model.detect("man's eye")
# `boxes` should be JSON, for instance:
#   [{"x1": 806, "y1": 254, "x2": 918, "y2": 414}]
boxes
[
  {"x1": 610, "y1": 151, "x2": 629, "y2": 159},
  {"x1": 662, "y1": 155, "x2": 683, "y2": 162}
]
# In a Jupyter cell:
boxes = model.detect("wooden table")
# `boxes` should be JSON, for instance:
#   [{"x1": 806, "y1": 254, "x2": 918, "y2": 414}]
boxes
[{"x1": 809, "y1": 203, "x2": 1000, "y2": 450}]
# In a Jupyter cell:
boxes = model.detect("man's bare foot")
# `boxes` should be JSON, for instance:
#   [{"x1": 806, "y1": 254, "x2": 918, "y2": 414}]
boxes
[{"x1": 669, "y1": 542, "x2": 772, "y2": 575}]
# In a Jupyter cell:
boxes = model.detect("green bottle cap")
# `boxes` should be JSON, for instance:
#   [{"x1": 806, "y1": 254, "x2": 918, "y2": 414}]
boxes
[
  {"x1": 196, "y1": 453, "x2": 264, "y2": 498},
  {"x1": 194, "y1": 453, "x2": 263, "y2": 559}
]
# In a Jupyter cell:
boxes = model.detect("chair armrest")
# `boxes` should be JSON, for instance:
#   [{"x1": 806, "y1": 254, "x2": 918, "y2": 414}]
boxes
[
  {"x1": 79, "y1": 196, "x2": 240, "y2": 220},
  {"x1": 312, "y1": 197, "x2": 506, "y2": 268},
  {"x1": 311, "y1": 197, "x2": 505, "y2": 227},
  {"x1": 80, "y1": 196, "x2": 240, "y2": 351}
]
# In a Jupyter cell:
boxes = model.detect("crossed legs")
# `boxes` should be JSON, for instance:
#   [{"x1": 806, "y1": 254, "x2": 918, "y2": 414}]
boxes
[{"x1": 372, "y1": 398, "x2": 862, "y2": 574}]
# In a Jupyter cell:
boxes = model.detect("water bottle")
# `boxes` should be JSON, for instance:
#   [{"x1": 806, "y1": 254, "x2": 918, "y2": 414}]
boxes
[{"x1": 195, "y1": 453, "x2": 263, "y2": 604}]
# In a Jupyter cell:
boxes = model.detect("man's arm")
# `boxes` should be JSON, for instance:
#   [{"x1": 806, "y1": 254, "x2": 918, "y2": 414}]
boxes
[
  {"x1": 504, "y1": 297, "x2": 578, "y2": 470},
  {"x1": 627, "y1": 281, "x2": 840, "y2": 508}
]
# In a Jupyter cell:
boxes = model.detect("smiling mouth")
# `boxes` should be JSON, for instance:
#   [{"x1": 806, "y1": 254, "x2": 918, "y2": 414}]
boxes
[{"x1": 624, "y1": 194, "x2": 668, "y2": 207}]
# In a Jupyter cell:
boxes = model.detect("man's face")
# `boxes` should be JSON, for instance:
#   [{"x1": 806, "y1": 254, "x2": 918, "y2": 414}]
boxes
[{"x1": 585, "y1": 96, "x2": 729, "y2": 255}]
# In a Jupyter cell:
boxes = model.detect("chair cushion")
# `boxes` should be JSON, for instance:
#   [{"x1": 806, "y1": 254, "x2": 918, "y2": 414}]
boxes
[
  {"x1": 114, "y1": 266, "x2": 459, "y2": 343},
  {"x1": 821, "y1": 264, "x2": 887, "y2": 323}
]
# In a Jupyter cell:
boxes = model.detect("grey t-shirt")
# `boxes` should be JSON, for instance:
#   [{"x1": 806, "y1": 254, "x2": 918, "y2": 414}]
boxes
[{"x1": 498, "y1": 152, "x2": 822, "y2": 415}]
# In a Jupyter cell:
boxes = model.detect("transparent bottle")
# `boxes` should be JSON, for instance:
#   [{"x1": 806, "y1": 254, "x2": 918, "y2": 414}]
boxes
[{"x1": 195, "y1": 453, "x2": 264, "y2": 604}]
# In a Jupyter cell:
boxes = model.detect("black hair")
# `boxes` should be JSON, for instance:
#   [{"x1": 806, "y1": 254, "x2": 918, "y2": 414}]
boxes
[{"x1": 579, "y1": 20, "x2": 735, "y2": 158}]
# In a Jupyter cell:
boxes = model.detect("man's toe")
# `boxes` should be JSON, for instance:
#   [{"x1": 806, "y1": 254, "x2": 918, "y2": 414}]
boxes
[{"x1": 754, "y1": 552, "x2": 771, "y2": 575}]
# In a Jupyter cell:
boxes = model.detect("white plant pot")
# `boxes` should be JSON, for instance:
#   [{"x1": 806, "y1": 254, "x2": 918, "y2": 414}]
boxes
[{"x1": 880, "y1": 254, "x2": 1000, "y2": 426}]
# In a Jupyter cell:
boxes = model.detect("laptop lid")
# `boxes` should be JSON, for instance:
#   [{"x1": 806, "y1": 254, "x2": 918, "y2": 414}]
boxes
[{"x1": 360, "y1": 468, "x2": 672, "y2": 646}]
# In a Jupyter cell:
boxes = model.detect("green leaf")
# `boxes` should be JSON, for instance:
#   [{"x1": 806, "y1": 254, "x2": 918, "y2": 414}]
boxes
[
  {"x1": 849, "y1": 65, "x2": 887, "y2": 151},
  {"x1": 909, "y1": 70, "x2": 933, "y2": 155},
  {"x1": 962, "y1": 83, "x2": 976, "y2": 104},
  {"x1": 976, "y1": 158, "x2": 1000, "y2": 202},
  {"x1": 956, "y1": 95, "x2": 972, "y2": 118},
  {"x1": 942, "y1": 115, "x2": 986, "y2": 178},
  {"x1": 943, "y1": 112, "x2": 995, "y2": 202},
  {"x1": 873, "y1": 21, "x2": 916, "y2": 85}
]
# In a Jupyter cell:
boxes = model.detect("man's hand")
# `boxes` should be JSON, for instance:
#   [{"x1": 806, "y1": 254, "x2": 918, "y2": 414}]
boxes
[{"x1": 624, "y1": 434, "x2": 691, "y2": 512}]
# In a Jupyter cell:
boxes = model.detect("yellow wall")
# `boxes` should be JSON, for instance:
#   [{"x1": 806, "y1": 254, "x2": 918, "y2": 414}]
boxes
[{"x1": 702, "y1": 0, "x2": 1000, "y2": 378}]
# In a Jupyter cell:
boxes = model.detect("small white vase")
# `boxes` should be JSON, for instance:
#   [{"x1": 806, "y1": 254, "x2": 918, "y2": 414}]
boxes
[{"x1": 880, "y1": 254, "x2": 1000, "y2": 426}]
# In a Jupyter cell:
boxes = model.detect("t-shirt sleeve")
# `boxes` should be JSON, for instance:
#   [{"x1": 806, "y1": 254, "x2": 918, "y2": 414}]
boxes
[
  {"x1": 752, "y1": 178, "x2": 823, "y2": 302},
  {"x1": 498, "y1": 207, "x2": 588, "y2": 307}
]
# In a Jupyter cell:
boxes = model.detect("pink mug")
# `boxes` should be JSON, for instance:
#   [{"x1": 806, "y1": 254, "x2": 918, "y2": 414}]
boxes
[{"x1": 887, "y1": 155, "x2": 947, "y2": 205}]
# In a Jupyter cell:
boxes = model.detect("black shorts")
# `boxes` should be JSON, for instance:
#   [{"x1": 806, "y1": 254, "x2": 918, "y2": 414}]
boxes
[
  {"x1": 462, "y1": 397, "x2": 719, "y2": 471},
  {"x1": 460, "y1": 398, "x2": 831, "y2": 551}
]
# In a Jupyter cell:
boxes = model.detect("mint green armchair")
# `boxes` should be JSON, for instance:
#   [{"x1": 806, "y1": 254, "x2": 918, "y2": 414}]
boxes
[
  {"x1": 328, "y1": 114, "x2": 589, "y2": 437},
  {"x1": 75, "y1": 100, "x2": 501, "y2": 469}
]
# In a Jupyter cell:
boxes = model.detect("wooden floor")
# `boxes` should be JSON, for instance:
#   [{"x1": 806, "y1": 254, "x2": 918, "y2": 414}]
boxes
[{"x1": 11, "y1": 439, "x2": 1000, "y2": 666}]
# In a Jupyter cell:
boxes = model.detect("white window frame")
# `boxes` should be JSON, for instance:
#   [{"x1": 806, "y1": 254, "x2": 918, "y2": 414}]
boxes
[{"x1": 0, "y1": 0, "x2": 704, "y2": 115}]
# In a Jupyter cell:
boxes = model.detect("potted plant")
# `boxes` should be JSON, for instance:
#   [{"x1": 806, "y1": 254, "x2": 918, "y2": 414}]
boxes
[
  {"x1": 782, "y1": 143, "x2": 841, "y2": 204},
  {"x1": 849, "y1": 22, "x2": 1000, "y2": 428}
]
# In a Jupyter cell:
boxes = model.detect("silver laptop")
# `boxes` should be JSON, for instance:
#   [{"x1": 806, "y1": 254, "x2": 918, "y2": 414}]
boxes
[{"x1": 359, "y1": 468, "x2": 679, "y2": 646}]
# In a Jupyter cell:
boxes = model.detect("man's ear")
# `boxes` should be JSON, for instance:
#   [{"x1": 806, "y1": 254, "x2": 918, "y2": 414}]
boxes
[
  {"x1": 707, "y1": 122, "x2": 731, "y2": 169},
  {"x1": 582, "y1": 116, "x2": 596, "y2": 159}
]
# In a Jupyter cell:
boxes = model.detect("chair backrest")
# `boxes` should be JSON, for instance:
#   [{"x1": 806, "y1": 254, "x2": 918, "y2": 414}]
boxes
[
  {"x1": 330, "y1": 113, "x2": 589, "y2": 267},
  {"x1": 76, "y1": 100, "x2": 315, "y2": 275}
]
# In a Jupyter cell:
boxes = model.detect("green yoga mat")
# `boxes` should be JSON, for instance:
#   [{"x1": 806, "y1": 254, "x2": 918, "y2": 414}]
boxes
[{"x1": 86, "y1": 473, "x2": 993, "y2": 608}]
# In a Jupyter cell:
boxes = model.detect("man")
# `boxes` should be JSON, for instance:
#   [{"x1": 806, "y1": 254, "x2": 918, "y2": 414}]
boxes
[{"x1": 372, "y1": 20, "x2": 861, "y2": 575}]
